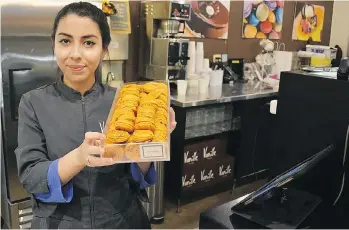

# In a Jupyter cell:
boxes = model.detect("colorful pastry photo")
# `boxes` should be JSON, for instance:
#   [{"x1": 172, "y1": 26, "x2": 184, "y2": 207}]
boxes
[
  {"x1": 292, "y1": 3, "x2": 325, "y2": 42},
  {"x1": 242, "y1": 0, "x2": 284, "y2": 40}
]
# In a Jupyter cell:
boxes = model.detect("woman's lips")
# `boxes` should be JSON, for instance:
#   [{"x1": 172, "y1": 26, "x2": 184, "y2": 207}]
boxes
[{"x1": 69, "y1": 65, "x2": 85, "y2": 72}]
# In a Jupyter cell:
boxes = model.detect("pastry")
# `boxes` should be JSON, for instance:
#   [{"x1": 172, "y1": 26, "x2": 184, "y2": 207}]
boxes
[
  {"x1": 128, "y1": 130, "x2": 154, "y2": 143},
  {"x1": 155, "y1": 123, "x2": 167, "y2": 133},
  {"x1": 125, "y1": 144, "x2": 141, "y2": 161},
  {"x1": 156, "y1": 107, "x2": 168, "y2": 117},
  {"x1": 119, "y1": 94, "x2": 140, "y2": 102},
  {"x1": 117, "y1": 114, "x2": 136, "y2": 122},
  {"x1": 114, "y1": 119, "x2": 135, "y2": 132},
  {"x1": 158, "y1": 94, "x2": 168, "y2": 104},
  {"x1": 147, "y1": 91, "x2": 162, "y2": 99},
  {"x1": 104, "y1": 145, "x2": 125, "y2": 161},
  {"x1": 137, "y1": 108, "x2": 156, "y2": 118},
  {"x1": 152, "y1": 131, "x2": 167, "y2": 142},
  {"x1": 117, "y1": 103, "x2": 138, "y2": 112},
  {"x1": 112, "y1": 109, "x2": 134, "y2": 122},
  {"x1": 105, "y1": 129, "x2": 130, "y2": 144},
  {"x1": 135, "y1": 122, "x2": 155, "y2": 132},
  {"x1": 143, "y1": 82, "x2": 159, "y2": 93},
  {"x1": 155, "y1": 114, "x2": 167, "y2": 125},
  {"x1": 139, "y1": 99, "x2": 159, "y2": 109},
  {"x1": 140, "y1": 92, "x2": 147, "y2": 99},
  {"x1": 156, "y1": 99, "x2": 168, "y2": 110}
]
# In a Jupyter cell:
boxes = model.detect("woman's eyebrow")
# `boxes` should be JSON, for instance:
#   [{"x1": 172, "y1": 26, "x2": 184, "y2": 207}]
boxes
[{"x1": 57, "y1": 33, "x2": 98, "y2": 39}]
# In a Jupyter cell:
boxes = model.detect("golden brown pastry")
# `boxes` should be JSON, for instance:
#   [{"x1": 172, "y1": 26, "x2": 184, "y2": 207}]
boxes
[
  {"x1": 104, "y1": 145, "x2": 125, "y2": 161},
  {"x1": 137, "y1": 108, "x2": 156, "y2": 118},
  {"x1": 147, "y1": 91, "x2": 162, "y2": 99},
  {"x1": 128, "y1": 130, "x2": 154, "y2": 143},
  {"x1": 117, "y1": 114, "x2": 136, "y2": 122},
  {"x1": 117, "y1": 103, "x2": 138, "y2": 112},
  {"x1": 142, "y1": 82, "x2": 159, "y2": 93},
  {"x1": 124, "y1": 144, "x2": 141, "y2": 161},
  {"x1": 135, "y1": 122, "x2": 155, "y2": 132},
  {"x1": 111, "y1": 109, "x2": 134, "y2": 122},
  {"x1": 135, "y1": 116, "x2": 154, "y2": 123},
  {"x1": 156, "y1": 99, "x2": 168, "y2": 110},
  {"x1": 119, "y1": 94, "x2": 140, "y2": 102},
  {"x1": 114, "y1": 119, "x2": 135, "y2": 132},
  {"x1": 158, "y1": 94, "x2": 168, "y2": 104},
  {"x1": 152, "y1": 131, "x2": 167, "y2": 142},
  {"x1": 155, "y1": 114, "x2": 167, "y2": 125},
  {"x1": 155, "y1": 123, "x2": 167, "y2": 133},
  {"x1": 105, "y1": 129, "x2": 130, "y2": 144},
  {"x1": 156, "y1": 107, "x2": 168, "y2": 117}
]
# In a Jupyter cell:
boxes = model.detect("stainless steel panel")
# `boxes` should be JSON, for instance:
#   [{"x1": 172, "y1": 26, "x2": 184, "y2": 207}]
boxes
[
  {"x1": 170, "y1": 82, "x2": 279, "y2": 108},
  {"x1": 1, "y1": 36, "x2": 57, "y2": 202},
  {"x1": 142, "y1": 161, "x2": 165, "y2": 221},
  {"x1": 1, "y1": 1, "x2": 75, "y2": 37}
]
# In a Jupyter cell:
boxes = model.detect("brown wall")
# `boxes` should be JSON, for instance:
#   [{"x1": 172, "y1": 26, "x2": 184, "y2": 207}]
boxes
[{"x1": 125, "y1": 1, "x2": 334, "y2": 82}]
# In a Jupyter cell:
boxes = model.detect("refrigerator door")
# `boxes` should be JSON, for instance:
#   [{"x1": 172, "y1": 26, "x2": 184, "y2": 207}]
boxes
[{"x1": 1, "y1": 36, "x2": 57, "y2": 202}]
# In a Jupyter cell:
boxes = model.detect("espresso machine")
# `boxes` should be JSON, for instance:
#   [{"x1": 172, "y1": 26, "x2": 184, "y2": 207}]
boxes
[{"x1": 139, "y1": 1, "x2": 191, "y2": 81}]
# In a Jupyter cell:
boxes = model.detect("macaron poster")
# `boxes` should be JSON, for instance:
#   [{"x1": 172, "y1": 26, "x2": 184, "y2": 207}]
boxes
[
  {"x1": 292, "y1": 3, "x2": 325, "y2": 42},
  {"x1": 242, "y1": 0, "x2": 284, "y2": 40}
]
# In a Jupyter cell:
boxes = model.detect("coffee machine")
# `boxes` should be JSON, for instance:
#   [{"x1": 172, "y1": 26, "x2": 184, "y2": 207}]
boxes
[{"x1": 139, "y1": 1, "x2": 191, "y2": 81}]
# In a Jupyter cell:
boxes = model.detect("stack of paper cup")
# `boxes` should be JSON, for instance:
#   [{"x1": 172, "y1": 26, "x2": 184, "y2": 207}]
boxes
[
  {"x1": 195, "y1": 42, "x2": 204, "y2": 74},
  {"x1": 177, "y1": 80, "x2": 187, "y2": 95},
  {"x1": 203, "y1": 58, "x2": 210, "y2": 73},
  {"x1": 209, "y1": 70, "x2": 224, "y2": 86},
  {"x1": 199, "y1": 78, "x2": 209, "y2": 94},
  {"x1": 187, "y1": 41, "x2": 196, "y2": 74}
]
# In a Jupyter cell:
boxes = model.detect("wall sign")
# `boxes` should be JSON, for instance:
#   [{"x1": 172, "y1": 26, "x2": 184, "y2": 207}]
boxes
[{"x1": 102, "y1": 0, "x2": 131, "y2": 34}]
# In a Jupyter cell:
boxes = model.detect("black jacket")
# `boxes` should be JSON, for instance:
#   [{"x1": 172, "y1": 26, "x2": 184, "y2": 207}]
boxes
[{"x1": 15, "y1": 79, "x2": 150, "y2": 228}]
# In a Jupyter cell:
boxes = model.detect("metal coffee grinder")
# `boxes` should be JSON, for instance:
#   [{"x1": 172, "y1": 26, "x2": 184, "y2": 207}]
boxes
[{"x1": 139, "y1": 1, "x2": 191, "y2": 81}]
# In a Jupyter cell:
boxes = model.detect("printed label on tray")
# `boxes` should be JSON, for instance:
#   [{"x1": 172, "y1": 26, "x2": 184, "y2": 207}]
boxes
[
  {"x1": 203, "y1": 146, "x2": 216, "y2": 159},
  {"x1": 141, "y1": 144, "x2": 164, "y2": 158},
  {"x1": 182, "y1": 174, "x2": 196, "y2": 187},
  {"x1": 219, "y1": 165, "x2": 232, "y2": 177},
  {"x1": 201, "y1": 169, "x2": 214, "y2": 182},
  {"x1": 184, "y1": 151, "x2": 199, "y2": 164}
]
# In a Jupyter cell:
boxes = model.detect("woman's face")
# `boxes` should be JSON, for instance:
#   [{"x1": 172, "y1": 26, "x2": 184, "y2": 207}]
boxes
[{"x1": 53, "y1": 14, "x2": 105, "y2": 84}]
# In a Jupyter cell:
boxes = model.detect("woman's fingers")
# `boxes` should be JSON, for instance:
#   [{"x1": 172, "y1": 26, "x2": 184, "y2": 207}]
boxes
[
  {"x1": 169, "y1": 107, "x2": 177, "y2": 133},
  {"x1": 85, "y1": 132, "x2": 106, "y2": 145},
  {"x1": 86, "y1": 155, "x2": 114, "y2": 167}
]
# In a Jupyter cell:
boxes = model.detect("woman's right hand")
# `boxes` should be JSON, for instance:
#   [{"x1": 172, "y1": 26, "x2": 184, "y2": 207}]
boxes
[{"x1": 77, "y1": 132, "x2": 114, "y2": 167}]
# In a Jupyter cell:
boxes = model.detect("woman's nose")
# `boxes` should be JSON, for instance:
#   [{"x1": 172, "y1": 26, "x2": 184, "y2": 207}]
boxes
[{"x1": 69, "y1": 45, "x2": 82, "y2": 60}]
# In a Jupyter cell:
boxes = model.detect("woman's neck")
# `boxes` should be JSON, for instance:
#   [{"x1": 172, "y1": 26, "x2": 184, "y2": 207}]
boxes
[{"x1": 63, "y1": 76, "x2": 96, "y2": 95}]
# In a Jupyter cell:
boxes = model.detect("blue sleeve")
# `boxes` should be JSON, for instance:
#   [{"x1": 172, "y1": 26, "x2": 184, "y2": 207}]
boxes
[
  {"x1": 34, "y1": 159, "x2": 73, "y2": 203},
  {"x1": 131, "y1": 163, "x2": 157, "y2": 189}
]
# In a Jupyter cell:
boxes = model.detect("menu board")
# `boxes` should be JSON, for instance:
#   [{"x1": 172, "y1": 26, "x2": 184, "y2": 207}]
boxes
[{"x1": 102, "y1": 0, "x2": 131, "y2": 34}]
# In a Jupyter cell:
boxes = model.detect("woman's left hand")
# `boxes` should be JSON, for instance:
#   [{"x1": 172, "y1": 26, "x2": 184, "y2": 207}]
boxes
[{"x1": 169, "y1": 107, "x2": 177, "y2": 133}]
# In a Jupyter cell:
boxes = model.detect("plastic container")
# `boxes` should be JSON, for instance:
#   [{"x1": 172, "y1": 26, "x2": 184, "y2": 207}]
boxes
[
  {"x1": 103, "y1": 81, "x2": 170, "y2": 163},
  {"x1": 306, "y1": 45, "x2": 337, "y2": 59}
]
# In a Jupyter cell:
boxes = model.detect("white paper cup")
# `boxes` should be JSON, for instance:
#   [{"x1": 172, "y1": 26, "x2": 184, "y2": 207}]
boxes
[
  {"x1": 177, "y1": 80, "x2": 187, "y2": 95},
  {"x1": 209, "y1": 86, "x2": 223, "y2": 98},
  {"x1": 188, "y1": 79, "x2": 199, "y2": 88},
  {"x1": 209, "y1": 70, "x2": 224, "y2": 86},
  {"x1": 199, "y1": 79, "x2": 209, "y2": 94}
]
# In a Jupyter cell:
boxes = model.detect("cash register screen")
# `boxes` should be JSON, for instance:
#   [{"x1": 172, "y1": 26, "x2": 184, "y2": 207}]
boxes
[{"x1": 232, "y1": 144, "x2": 334, "y2": 209}]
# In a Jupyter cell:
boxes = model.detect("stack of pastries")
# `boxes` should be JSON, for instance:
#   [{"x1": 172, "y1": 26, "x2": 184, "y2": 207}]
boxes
[{"x1": 104, "y1": 82, "x2": 169, "y2": 160}]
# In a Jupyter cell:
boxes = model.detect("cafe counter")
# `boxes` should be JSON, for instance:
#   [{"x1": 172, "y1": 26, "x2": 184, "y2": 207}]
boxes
[{"x1": 165, "y1": 82, "x2": 278, "y2": 211}]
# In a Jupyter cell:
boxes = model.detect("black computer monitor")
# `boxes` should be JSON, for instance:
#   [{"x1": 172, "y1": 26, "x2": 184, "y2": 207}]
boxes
[
  {"x1": 269, "y1": 71, "x2": 349, "y2": 204},
  {"x1": 230, "y1": 145, "x2": 334, "y2": 229},
  {"x1": 232, "y1": 144, "x2": 334, "y2": 209}
]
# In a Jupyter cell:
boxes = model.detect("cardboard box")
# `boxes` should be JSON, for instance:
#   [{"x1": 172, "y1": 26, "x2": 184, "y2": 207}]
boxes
[{"x1": 102, "y1": 81, "x2": 170, "y2": 163}]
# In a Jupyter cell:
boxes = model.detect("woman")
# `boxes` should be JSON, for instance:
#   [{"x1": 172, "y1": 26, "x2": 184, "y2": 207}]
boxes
[{"x1": 15, "y1": 2, "x2": 176, "y2": 229}]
